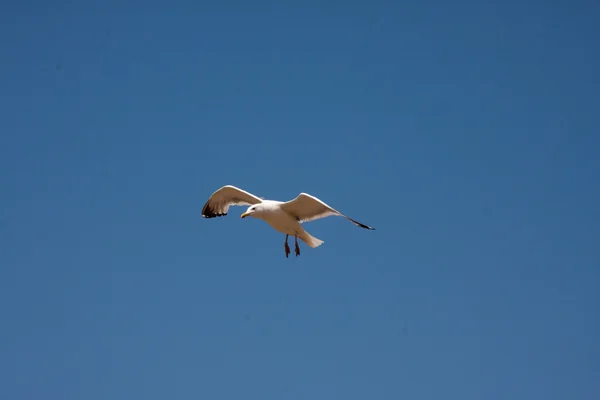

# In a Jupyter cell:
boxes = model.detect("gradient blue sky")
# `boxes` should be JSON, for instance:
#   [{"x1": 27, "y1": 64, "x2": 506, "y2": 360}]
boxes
[{"x1": 1, "y1": 1, "x2": 599, "y2": 399}]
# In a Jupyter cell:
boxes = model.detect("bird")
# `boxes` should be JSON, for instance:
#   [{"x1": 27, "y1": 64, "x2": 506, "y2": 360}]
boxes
[{"x1": 201, "y1": 185, "x2": 375, "y2": 258}]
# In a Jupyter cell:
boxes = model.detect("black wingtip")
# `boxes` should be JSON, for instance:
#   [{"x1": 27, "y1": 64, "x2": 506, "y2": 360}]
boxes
[
  {"x1": 359, "y1": 223, "x2": 376, "y2": 230},
  {"x1": 347, "y1": 217, "x2": 375, "y2": 230},
  {"x1": 201, "y1": 202, "x2": 228, "y2": 218},
  {"x1": 202, "y1": 211, "x2": 228, "y2": 218},
  {"x1": 202, "y1": 213, "x2": 228, "y2": 218}
]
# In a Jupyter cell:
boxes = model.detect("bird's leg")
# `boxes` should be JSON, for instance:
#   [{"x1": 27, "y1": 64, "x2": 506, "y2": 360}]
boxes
[
  {"x1": 294, "y1": 235, "x2": 300, "y2": 257},
  {"x1": 284, "y1": 234, "x2": 291, "y2": 258}
]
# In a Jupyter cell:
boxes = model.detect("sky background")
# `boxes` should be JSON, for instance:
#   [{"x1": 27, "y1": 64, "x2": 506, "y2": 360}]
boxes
[{"x1": 1, "y1": 0, "x2": 599, "y2": 399}]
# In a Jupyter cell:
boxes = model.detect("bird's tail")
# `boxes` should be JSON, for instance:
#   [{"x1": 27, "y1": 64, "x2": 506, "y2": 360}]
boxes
[{"x1": 299, "y1": 231, "x2": 324, "y2": 248}]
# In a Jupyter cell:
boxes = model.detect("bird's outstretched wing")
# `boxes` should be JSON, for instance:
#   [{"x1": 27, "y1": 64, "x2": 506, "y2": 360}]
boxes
[
  {"x1": 201, "y1": 185, "x2": 263, "y2": 218},
  {"x1": 280, "y1": 193, "x2": 375, "y2": 230}
]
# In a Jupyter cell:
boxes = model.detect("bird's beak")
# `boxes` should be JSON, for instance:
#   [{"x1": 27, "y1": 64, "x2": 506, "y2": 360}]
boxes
[{"x1": 240, "y1": 212, "x2": 250, "y2": 219}]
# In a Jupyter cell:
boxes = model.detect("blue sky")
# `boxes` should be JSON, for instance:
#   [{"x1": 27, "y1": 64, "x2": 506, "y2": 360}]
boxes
[{"x1": 1, "y1": 1, "x2": 599, "y2": 399}]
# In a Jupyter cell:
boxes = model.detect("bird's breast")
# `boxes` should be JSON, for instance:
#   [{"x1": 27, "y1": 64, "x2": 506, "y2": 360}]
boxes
[{"x1": 261, "y1": 210, "x2": 301, "y2": 235}]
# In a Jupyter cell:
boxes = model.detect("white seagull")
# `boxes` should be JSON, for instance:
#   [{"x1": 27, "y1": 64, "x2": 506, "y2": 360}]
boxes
[{"x1": 201, "y1": 185, "x2": 375, "y2": 257}]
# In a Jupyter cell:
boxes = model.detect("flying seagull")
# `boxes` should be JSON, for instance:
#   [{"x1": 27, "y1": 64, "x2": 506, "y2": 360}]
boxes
[{"x1": 201, "y1": 185, "x2": 375, "y2": 257}]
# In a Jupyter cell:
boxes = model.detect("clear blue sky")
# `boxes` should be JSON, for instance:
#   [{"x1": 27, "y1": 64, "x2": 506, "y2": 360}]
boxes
[{"x1": 1, "y1": 1, "x2": 599, "y2": 399}]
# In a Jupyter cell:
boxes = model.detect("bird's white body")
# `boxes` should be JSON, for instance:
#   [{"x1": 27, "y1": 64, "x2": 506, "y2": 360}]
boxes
[
  {"x1": 255, "y1": 200, "x2": 298, "y2": 234},
  {"x1": 244, "y1": 200, "x2": 324, "y2": 248},
  {"x1": 201, "y1": 185, "x2": 374, "y2": 257}
]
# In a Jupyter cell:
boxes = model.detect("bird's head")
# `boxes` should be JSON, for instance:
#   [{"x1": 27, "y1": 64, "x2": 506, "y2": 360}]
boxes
[{"x1": 241, "y1": 204, "x2": 261, "y2": 219}]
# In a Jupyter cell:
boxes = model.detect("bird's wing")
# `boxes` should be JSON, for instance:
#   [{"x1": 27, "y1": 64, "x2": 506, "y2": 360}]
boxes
[
  {"x1": 280, "y1": 193, "x2": 375, "y2": 230},
  {"x1": 201, "y1": 185, "x2": 263, "y2": 218}
]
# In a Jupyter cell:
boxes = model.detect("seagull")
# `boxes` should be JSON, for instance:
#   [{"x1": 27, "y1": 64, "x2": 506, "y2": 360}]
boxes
[{"x1": 201, "y1": 185, "x2": 375, "y2": 257}]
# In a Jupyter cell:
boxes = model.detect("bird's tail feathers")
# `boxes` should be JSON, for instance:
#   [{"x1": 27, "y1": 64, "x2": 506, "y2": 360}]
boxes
[{"x1": 299, "y1": 231, "x2": 324, "y2": 248}]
